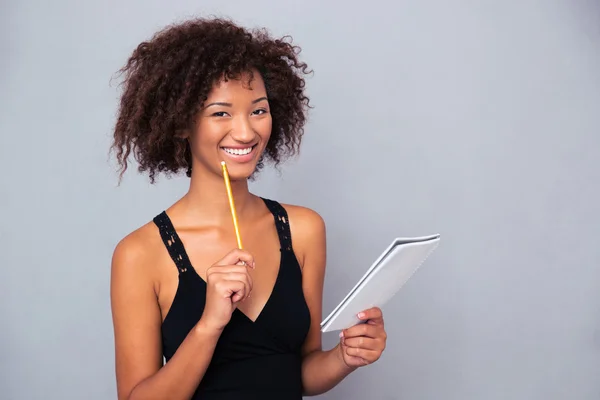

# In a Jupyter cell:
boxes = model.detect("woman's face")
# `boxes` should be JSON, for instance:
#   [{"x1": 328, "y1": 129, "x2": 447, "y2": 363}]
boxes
[{"x1": 189, "y1": 70, "x2": 272, "y2": 181}]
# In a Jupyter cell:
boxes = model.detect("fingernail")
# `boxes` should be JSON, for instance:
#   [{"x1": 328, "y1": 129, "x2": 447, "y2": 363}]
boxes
[
  {"x1": 358, "y1": 312, "x2": 365, "y2": 319},
  {"x1": 339, "y1": 331, "x2": 344, "y2": 338}
]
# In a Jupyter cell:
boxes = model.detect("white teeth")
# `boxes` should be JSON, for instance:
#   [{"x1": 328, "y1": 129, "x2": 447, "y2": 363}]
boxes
[{"x1": 223, "y1": 147, "x2": 252, "y2": 156}]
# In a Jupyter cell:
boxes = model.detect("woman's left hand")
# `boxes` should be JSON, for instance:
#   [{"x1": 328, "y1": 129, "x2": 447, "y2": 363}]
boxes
[{"x1": 338, "y1": 307, "x2": 387, "y2": 368}]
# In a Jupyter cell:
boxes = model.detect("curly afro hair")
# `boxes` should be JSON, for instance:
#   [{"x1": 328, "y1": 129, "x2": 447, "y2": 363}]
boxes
[{"x1": 111, "y1": 17, "x2": 312, "y2": 183}]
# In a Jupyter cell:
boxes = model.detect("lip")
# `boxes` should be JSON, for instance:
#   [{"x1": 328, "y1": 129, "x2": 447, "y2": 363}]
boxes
[{"x1": 220, "y1": 143, "x2": 258, "y2": 164}]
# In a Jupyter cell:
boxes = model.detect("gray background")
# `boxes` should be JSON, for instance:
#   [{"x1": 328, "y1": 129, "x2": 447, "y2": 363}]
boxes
[{"x1": 1, "y1": 0, "x2": 599, "y2": 399}]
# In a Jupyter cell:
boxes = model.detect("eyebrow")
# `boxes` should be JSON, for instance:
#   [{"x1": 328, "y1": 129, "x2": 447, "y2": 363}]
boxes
[{"x1": 204, "y1": 96, "x2": 268, "y2": 108}]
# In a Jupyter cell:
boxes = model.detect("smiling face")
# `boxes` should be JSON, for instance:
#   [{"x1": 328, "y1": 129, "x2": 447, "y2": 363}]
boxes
[{"x1": 188, "y1": 70, "x2": 272, "y2": 181}]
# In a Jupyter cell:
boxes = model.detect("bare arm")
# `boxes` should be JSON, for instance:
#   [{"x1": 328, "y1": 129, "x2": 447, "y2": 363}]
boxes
[
  {"x1": 285, "y1": 207, "x2": 357, "y2": 396},
  {"x1": 110, "y1": 234, "x2": 223, "y2": 400},
  {"x1": 289, "y1": 206, "x2": 387, "y2": 396}
]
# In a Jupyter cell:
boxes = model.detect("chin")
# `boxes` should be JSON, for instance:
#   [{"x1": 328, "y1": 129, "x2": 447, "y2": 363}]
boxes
[{"x1": 225, "y1": 166, "x2": 257, "y2": 181}]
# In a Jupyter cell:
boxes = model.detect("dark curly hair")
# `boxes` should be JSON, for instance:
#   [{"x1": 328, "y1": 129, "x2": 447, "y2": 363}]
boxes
[{"x1": 110, "y1": 17, "x2": 311, "y2": 183}]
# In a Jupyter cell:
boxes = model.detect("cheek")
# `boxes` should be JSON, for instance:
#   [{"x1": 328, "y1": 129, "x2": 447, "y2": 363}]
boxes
[
  {"x1": 256, "y1": 117, "x2": 273, "y2": 141},
  {"x1": 192, "y1": 121, "x2": 224, "y2": 148}
]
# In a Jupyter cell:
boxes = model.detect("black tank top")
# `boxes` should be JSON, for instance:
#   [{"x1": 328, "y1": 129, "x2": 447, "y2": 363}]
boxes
[{"x1": 152, "y1": 198, "x2": 311, "y2": 399}]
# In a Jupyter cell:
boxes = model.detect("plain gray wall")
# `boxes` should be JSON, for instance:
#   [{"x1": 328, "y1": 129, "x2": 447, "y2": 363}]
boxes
[{"x1": 1, "y1": 0, "x2": 599, "y2": 399}]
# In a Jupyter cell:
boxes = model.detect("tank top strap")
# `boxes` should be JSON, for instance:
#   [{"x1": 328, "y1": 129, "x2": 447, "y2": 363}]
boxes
[
  {"x1": 261, "y1": 198, "x2": 293, "y2": 252},
  {"x1": 152, "y1": 211, "x2": 193, "y2": 274}
]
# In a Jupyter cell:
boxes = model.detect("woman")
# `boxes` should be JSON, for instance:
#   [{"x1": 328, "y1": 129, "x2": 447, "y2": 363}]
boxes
[{"x1": 110, "y1": 17, "x2": 387, "y2": 400}]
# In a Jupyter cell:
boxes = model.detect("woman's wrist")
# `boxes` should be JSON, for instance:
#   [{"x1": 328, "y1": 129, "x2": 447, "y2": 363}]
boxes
[
  {"x1": 194, "y1": 318, "x2": 224, "y2": 342},
  {"x1": 334, "y1": 342, "x2": 357, "y2": 374}
]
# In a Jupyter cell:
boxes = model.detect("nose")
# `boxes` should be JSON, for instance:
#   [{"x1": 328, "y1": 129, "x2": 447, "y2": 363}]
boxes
[{"x1": 230, "y1": 115, "x2": 256, "y2": 143}]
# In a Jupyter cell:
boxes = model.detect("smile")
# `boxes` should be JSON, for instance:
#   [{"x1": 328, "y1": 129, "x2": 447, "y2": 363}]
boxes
[
  {"x1": 222, "y1": 146, "x2": 254, "y2": 156},
  {"x1": 219, "y1": 144, "x2": 259, "y2": 163}
]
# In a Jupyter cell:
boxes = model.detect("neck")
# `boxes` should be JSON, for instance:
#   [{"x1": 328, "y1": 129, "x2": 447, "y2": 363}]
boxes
[{"x1": 178, "y1": 166, "x2": 256, "y2": 226}]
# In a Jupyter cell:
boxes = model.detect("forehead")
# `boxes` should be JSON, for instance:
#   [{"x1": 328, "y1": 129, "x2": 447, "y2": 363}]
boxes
[{"x1": 207, "y1": 71, "x2": 267, "y2": 100}]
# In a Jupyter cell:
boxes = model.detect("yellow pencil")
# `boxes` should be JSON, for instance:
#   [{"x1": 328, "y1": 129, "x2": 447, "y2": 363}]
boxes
[{"x1": 221, "y1": 161, "x2": 243, "y2": 249}]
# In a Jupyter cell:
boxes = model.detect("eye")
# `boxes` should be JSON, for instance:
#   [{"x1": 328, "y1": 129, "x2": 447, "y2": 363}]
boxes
[
  {"x1": 252, "y1": 108, "x2": 269, "y2": 115},
  {"x1": 211, "y1": 111, "x2": 229, "y2": 117}
]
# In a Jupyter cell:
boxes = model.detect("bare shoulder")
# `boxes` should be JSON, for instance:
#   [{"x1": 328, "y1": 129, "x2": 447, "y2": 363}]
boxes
[
  {"x1": 110, "y1": 220, "x2": 165, "y2": 398},
  {"x1": 111, "y1": 221, "x2": 163, "y2": 285},
  {"x1": 277, "y1": 202, "x2": 328, "y2": 355},
  {"x1": 280, "y1": 203, "x2": 326, "y2": 240},
  {"x1": 279, "y1": 202, "x2": 326, "y2": 267},
  {"x1": 112, "y1": 220, "x2": 162, "y2": 262}
]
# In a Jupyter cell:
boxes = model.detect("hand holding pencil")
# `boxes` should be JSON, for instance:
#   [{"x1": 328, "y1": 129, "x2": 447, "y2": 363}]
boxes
[
  {"x1": 202, "y1": 248, "x2": 255, "y2": 331},
  {"x1": 197, "y1": 161, "x2": 253, "y2": 332}
]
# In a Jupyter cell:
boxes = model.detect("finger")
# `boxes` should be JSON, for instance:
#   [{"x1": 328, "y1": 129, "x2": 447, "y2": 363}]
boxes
[
  {"x1": 342, "y1": 323, "x2": 379, "y2": 339},
  {"x1": 207, "y1": 265, "x2": 254, "y2": 279},
  {"x1": 207, "y1": 276, "x2": 252, "y2": 304},
  {"x1": 341, "y1": 336, "x2": 383, "y2": 351},
  {"x1": 357, "y1": 307, "x2": 383, "y2": 323},
  {"x1": 209, "y1": 264, "x2": 252, "y2": 273},
  {"x1": 215, "y1": 279, "x2": 247, "y2": 303},
  {"x1": 213, "y1": 272, "x2": 253, "y2": 293},
  {"x1": 227, "y1": 280, "x2": 249, "y2": 303},
  {"x1": 217, "y1": 249, "x2": 255, "y2": 268},
  {"x1": 227, "y1": 273, "x2": 253, "y2": 299},
  {"x1": 209, "y1": 270, "x2": 251, "y2": 279},
  {"x1": 227, "y1": 277, "x2": 253, "y2": 302},
  {"x1": 209, "y1": 269, "x2": 253, "y2": 295},
  {"x1": 344, "y1": 347, "x2": 381, "y2": 363},
  {"x1": 230, "y1": 288, "x2": 245, "y2": 303}
]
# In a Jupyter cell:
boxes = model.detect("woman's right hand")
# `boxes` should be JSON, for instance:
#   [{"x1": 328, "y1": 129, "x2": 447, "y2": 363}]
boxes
[{"x1": 199, "y1": 249, "x2": 255, "y2": 332}]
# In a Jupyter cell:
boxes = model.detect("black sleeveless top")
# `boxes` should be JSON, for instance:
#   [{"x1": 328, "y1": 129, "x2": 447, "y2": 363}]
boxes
[{"x1": 152, "y1": 198, "x2": 311, "y2": 399}]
